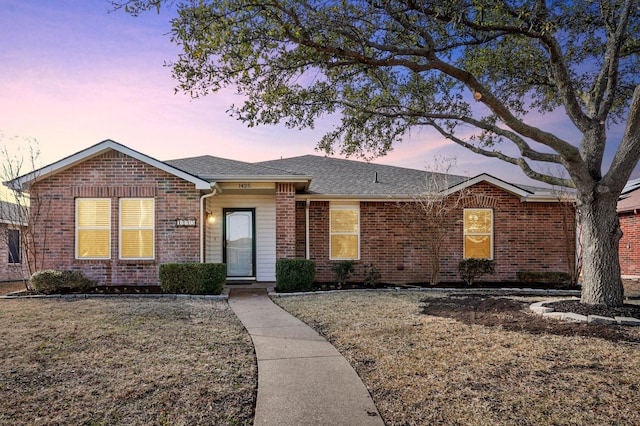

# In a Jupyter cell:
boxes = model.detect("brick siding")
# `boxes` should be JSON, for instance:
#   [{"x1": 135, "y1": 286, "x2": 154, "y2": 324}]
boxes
[
  {"x1": 300, "y1": 182, "x2": 576, "y2": 284},
  {"x1": 0, "y1": 224, "x2": 30, "y2": 282},
  {"x1": 276, "y1": 183, "x2": 297, "y2": 259},
  {"x1": 26, "y1": 150, "x2": 577, "y2": 287},
  {"x1": 619, "y1": 212, "x2": 640, "y2": 275},
  {"x1": 28, "y1": 150, "x2": 201, "y2": 286}
]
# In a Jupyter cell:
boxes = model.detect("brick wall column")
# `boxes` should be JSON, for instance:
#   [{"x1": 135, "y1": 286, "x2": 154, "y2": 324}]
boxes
[{"x1": 276, "y1": 183, "x2": 296, "y2": 259}]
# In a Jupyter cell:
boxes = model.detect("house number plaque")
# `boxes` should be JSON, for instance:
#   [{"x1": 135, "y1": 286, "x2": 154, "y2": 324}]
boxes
[{"x1": 176, "y1": 218, "x2": 197, "y2": 227}]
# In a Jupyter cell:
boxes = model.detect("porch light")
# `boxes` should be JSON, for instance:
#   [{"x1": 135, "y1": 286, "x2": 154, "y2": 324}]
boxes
[{"x1": 206, "y1": 212, "x2": 216, "y2": 223}]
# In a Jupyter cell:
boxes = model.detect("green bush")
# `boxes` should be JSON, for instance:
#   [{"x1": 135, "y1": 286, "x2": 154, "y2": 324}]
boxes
[
  {"x1": 159, "y1": 263, "x2": 226, "y2": 295},
  {"x1": 458, "y1": 259, "x2": 495, "y2": 286},
  {"x1": 30, "y1": 270, "x2": 95, "y2": 294},
  {"x1": 516, "y1": 271, "x2": 573, "y2": 288},
  {"x1": 275, "y1": 258, "x2": 316, "y2": 292},
  {"x1": 332, "y1": 261, "x2": 354, "y2": 288}
]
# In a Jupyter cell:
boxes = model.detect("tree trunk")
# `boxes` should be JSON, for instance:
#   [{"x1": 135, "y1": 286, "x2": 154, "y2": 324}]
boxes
[
  {"x1": 430, "y1": 254, "x2": 440, "y2": 286},
  {"x1": 578, "y1": 191, "x2": 625, "y2": 306}
]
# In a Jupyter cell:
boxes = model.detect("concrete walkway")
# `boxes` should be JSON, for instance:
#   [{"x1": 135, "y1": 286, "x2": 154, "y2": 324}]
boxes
[{"x1": 228, "y1": 288, "x2": 384, "y2": 426}]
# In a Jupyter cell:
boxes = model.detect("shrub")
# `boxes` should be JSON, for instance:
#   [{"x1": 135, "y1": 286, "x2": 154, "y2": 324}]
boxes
[
  {"x1": 332, "y1": 261, "x2": 354, "y2": 288},
  {"x1": 159, "y1": 263, "x2": 226, "y2": 295},
  {"x1": 458, "y1": 259, "x2": 495, "y2": 286},
  {"x1": 275, "y1": 258, "x2": 316, "y2": 292},
  {"x1": 516, "y1": 271, "x2": 573, "y2": 289},
  {"x1": 363, "y1": 263, "x2": 382, "y2": 288},
  {"x1": 30, "y1": 270, "x2": 95, "y2": 294}
]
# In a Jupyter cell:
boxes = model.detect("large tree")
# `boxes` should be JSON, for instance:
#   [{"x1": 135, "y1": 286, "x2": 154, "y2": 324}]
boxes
[{"x1": 117, "y1": 0, "x2": 640, "y2": 306}]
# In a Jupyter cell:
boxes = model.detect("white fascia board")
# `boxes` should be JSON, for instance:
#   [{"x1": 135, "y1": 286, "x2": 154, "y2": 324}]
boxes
[
  {"x1": 521, "y1": 194, "x2": 576, "y2": 202},
  {"x1": 296, "y1": 195, "x2": 402, "y2": 202},
  {"x1": 442, "y1": 173, "x2": 532, "y2": 198},
  {"x1": 201, "y1": 175, "x2": 313, "y2": 183},
  {"x1": 7, "y1": 140, "x2": 212, "y2": 191},
  {"x1": 208, "y1": 176, "x2": 312, "y2": 191}
]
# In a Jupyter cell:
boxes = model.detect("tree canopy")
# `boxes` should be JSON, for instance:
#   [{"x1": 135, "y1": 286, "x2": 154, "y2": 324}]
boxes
[{"x1": 117, "y1": 0, "x2": 640, "y2": 192}]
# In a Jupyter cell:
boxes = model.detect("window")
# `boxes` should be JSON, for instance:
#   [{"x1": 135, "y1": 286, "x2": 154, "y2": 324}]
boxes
[
  {"x1": 330, "y1": 203, "x2": 359, "y2": 260},
  {"x1": 463, "y1": 208, "x2": 493, "y2": 259},
  {"x1": 119, "y1": 198, "x2": 154, "y2": 259},
  {"x1": 8, "y1": 229, "x2": 20, "y2": 264},
  {"x1": 76, "y1": 198, "x2": 111, "y2": 259}
]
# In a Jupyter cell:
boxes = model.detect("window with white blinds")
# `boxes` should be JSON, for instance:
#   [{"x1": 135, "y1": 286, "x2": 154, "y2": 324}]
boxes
[
  {"x1": 76, "y1": 198, "x2": 111, "y2": 259},
  {"x1": 119, "y1": 198, "x2": 154, "y2": 260},
  {"x1": 330, "y1": 203, "x2": 360, "y2": 260}
]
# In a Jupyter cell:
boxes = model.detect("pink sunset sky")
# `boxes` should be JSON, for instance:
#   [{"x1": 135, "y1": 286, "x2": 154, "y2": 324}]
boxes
[{"x1": 1, "y1": 1, "x2": 634, "y2": 186}]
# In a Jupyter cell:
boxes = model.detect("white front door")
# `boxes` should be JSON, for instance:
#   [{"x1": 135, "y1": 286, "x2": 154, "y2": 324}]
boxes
[{"x1": 223, "y1": 208, "x2": 255, "y2": 278}]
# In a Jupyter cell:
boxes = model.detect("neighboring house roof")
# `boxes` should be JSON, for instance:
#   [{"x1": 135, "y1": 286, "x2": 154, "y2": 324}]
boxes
[
  {"x1": 257, "y1": 155, "x2": 557, "y2": 200},
  {"x1": 618, "y1": 179, "x2": 640, "y2": 213},
  {"x1": 622, "y1": 178, "x2": 640, "y2": 195},
  {"x1": 5, "y1": 139, "x2": 212, "y2": 191},
  {"x1": 0, "y1": 200, "x2": 27, "y2": 226}
]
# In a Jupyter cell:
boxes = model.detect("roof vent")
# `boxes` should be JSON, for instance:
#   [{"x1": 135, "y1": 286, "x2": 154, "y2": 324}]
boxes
[{"x1": 374, "y1": 172, "x2": 379, "y2": 183}]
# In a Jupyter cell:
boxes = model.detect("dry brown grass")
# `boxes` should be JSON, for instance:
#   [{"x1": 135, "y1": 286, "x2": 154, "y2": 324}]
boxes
[
  {"x1": 275, "y1": 292, "x2": 640, "y2": 426},
  {"x1": 0, "y1": 298, "x2": 256, "y2": 425}
]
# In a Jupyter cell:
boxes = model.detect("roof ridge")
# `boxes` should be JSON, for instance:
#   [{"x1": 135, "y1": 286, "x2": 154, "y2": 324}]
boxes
[{"x1": 258, "y1": 154, "x2": 468, "y2": 179}]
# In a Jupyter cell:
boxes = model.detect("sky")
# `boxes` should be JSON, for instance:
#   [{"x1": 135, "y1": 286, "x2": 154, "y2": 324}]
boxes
[{"x1": 0, "y1": 0, "x2": 635, "y2": 188}]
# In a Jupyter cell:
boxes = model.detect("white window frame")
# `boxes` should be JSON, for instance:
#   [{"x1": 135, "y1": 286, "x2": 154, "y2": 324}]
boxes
[
  {"x1": 463, "y1": 208, "x2": 494, "y2": 260},
  {"x1": 329, "y1": 202, "x2": 360, "y2": 260},
  {"x1": 119, "y1": 198, "x2": 155, "y2": 260},
  {"x1": 75, "y1": 198, "x2": 111, "y2": 260}
]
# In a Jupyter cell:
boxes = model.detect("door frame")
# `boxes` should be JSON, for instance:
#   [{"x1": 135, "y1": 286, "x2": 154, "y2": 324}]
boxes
[{"x1": 222, "y1": 208, "x2": 257, "y2": 279}]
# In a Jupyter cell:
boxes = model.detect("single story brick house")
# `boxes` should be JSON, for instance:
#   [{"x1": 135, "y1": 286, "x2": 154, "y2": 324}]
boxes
[
  {"x1": 0, "y1": 200, "x2": 29, "y2": 282},
  {"x1": 618, "y1": 178, "x2": 640, "y2": 277},
  {"x1": 6, "y1": 139, "x2": 576, "y2": 286}
]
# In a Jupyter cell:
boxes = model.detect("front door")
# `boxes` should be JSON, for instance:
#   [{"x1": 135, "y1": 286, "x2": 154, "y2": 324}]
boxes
[{"x1": 223, "y1": 209, "x2": 256, "y2": 278}]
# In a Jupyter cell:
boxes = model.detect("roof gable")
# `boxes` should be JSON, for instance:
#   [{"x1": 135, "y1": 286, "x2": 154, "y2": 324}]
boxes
[
  {"x1": 442, "y1": 174, "x2": 533, "y2": 198},
  {"x1": 6, "y1": 140, "x2": 212, "y2": 191}
]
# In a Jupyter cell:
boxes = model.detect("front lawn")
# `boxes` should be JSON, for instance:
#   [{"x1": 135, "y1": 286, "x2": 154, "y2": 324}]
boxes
[
  {"x1": 0, "y1": 298, "x2": 256, "y2": 425},
  {"x1": 275, "y1": 292, "x2": 640, "y2": 426}
]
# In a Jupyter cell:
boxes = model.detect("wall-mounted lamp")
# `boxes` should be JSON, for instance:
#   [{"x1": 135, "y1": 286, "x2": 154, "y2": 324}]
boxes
[{"x1": 206, "y1": 212, "x2": 216, "y2": 223}]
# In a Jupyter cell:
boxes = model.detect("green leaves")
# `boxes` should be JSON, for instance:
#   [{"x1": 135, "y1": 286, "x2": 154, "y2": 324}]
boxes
[{"x1": 119, "y1": 0, "x2": 640, "y2": 188}]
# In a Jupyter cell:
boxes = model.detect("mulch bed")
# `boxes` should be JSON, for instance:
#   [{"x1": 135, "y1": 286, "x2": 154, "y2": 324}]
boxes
[
  {"x1": 421, "y1": 296, "x2": 640, "y2": 343},
  {"x1": 546, "y1": 299, "x2": 640, "y2": 318}
]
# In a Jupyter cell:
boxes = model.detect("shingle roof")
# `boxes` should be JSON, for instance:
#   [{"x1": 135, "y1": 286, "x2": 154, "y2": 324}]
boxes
[
  {"x1": 256, "y1": 155, "x2": 558, "y2": 199},
  {"x1": 618, "y1": 178, "x2": 640, "y2": 213},
  {"x1": 0, "y1": 200, "x2": 27, "y2": 225},
  {"x1": 165, "y1": 155, "x2": 308, "y2": 180},
  {"x1": 256, "y1": 155, "x2": 469, "y2": 197},
  {"x1": 622, "y1": 178, "x2": 640, "y2": 195}
]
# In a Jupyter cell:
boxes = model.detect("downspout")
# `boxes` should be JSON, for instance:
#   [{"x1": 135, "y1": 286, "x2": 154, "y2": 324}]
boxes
[
  {"x1": 305, "y1": 199, "x2": 310, "y2": 260},
  {"x1": 200, "y1": 183, "x2": 219, "y2": 263}
]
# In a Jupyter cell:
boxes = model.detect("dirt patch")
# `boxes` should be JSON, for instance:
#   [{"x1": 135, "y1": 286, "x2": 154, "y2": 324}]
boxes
[
  {"x1": 0, "y1": 281, "x2": 27, "y2": 295},
  {"x1": 421, "y1": 296, "x2": 640, "y2": 343}
]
